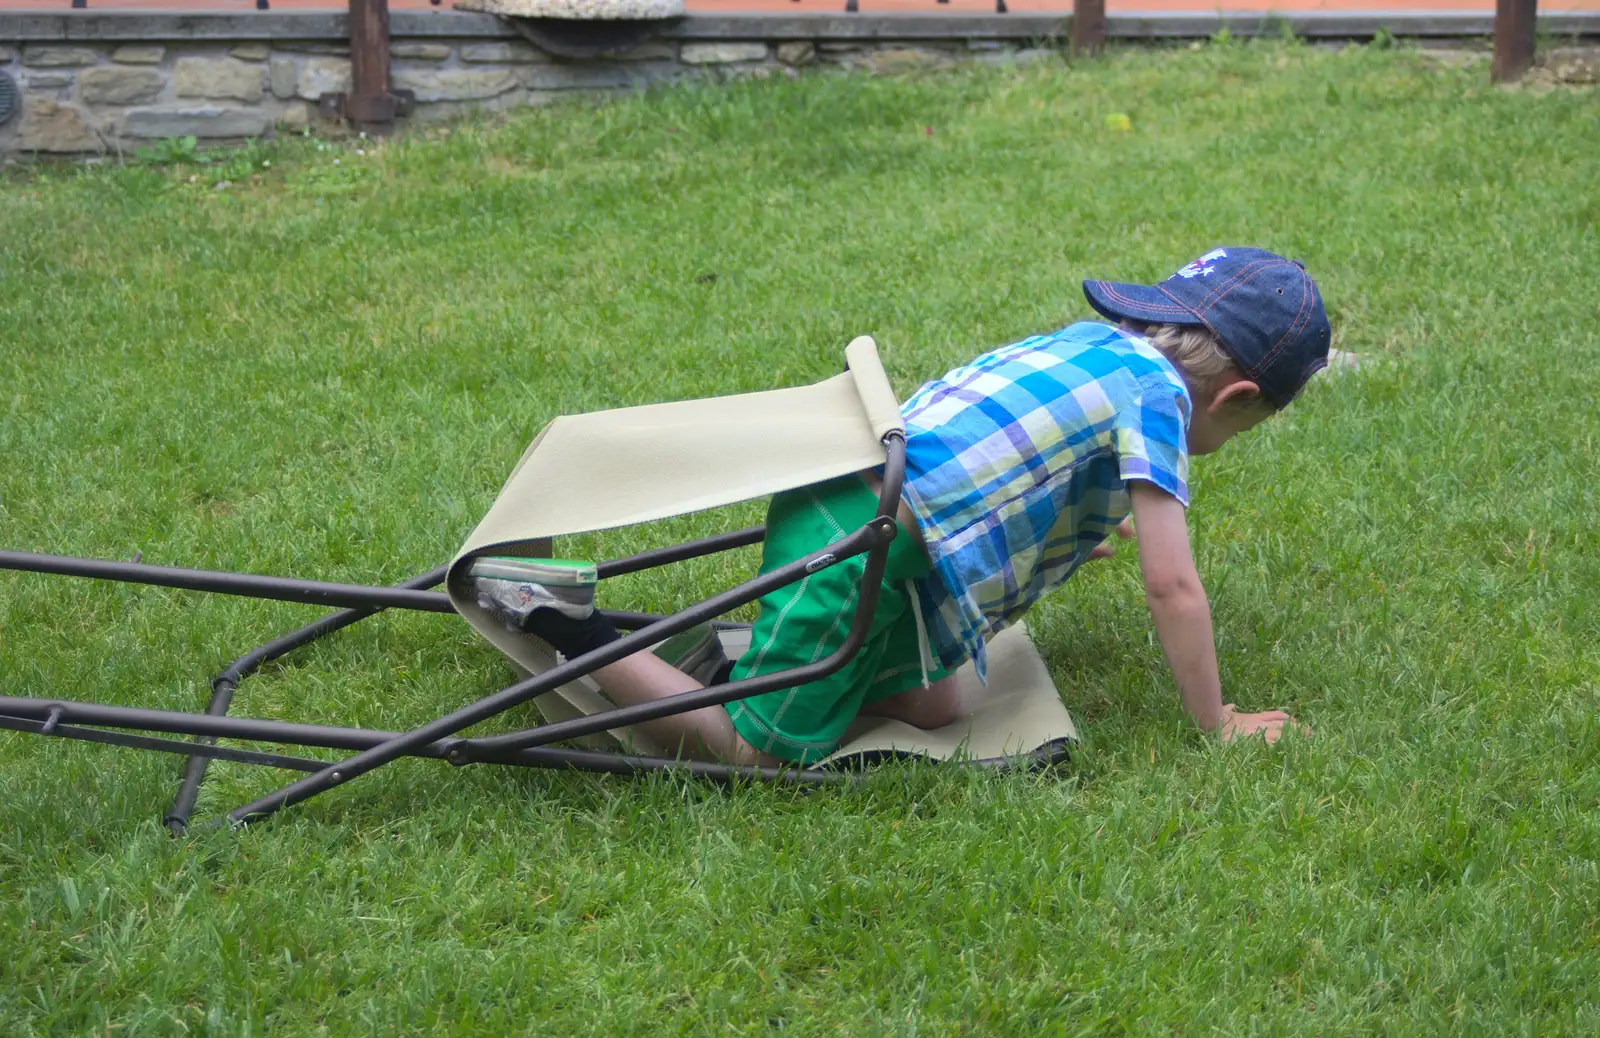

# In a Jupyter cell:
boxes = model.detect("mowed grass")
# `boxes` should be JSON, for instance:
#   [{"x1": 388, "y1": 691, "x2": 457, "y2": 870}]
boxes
[{"x1": 3, "y1": 39, "x2": 1599, "y2": 1034}]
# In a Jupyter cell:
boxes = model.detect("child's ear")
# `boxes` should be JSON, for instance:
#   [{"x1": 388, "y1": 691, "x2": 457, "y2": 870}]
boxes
[{"x1": 1208, "y1": 379, "x2": 1262, "y2": 413}]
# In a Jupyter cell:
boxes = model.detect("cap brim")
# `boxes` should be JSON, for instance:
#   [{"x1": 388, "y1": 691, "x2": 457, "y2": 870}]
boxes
[{"x1": 1083, "y1": 280, "x2": 1207, "y2": 328}]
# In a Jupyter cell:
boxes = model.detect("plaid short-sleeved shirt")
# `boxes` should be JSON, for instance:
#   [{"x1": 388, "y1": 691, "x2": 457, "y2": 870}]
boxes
[{"x1": 900, "y1": 321, "x2": 1192, "y2": 682}]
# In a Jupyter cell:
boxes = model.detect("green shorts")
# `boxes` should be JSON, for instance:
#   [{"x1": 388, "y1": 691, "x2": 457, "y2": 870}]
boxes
[{"x1": 723, "y1": 473, "x2": 947, "y2": 765}]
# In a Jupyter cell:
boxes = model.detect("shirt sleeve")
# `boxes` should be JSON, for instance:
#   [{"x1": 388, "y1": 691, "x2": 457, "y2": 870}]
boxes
[{"x1": 1112, "y1": 375, "x2": 1191, "y2": 507}]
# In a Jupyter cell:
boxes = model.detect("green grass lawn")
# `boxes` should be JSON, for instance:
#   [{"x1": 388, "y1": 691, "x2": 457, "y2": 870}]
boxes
[{"x1": 3, "y1": 39, "x2": 1599, "y2": 1034}]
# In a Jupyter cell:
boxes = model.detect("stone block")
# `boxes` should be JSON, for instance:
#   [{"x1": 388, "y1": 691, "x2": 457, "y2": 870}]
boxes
[
  {"x1": 974, "y1": 48, "x2": 1020, "y2": 68},
  {"x1": 391, "y1": 43, "x2": 453, "y2": 61},
  {"x1": 277, "y1": 102, "x2": 312, "y2": 132},
  {"x1": 79, "y1": 67, "x2": 165, "y2": 105},
  {"x1": 16, "y1": 98, "x2": 100, "y2": 152},
  {"x1": 22, "y1": 47, "x2": 99, "y2": 69},
  {"x1": 847, "y1": 48, "x2": 954, "y2": 75},
  {"x1": 23, "y1": 73, "x2": 75, "y2": 90},
  {"x1": 111, "y1": 46, "x2": 165, "y2": 66},
  {"x1": 679, "y1": 43, "x2": 768, "y2": 65},
  {"x1": 519, "y1": 63, "x2": 671, "y2": 90},
  {"x1": 776, "y1": 42, "x2": 816, "y2": 68},
  {"x1": 460, "y1": 42, "x2": 546, "y2": 64},
  {"x1": 295, "y1": 57, "x2": 350, "y2": 101},
  {"x1": 393, "y1": 67, "x2": 519, "y2": 102},
  {"x1": 268, "y1": 55, "x2": 297, "y2": 100},
  {"x1": 409, "y1": 89, "x2": 538, "y2": 124},
  {"x1": 229, "y1": 44, "x2": 271, "y2": 62},
  {"x1": 121, "y1": 105, "x2": 269, "y2": 139},
  {"x1": 613, "y1": 42, "x2": 676, "y2": 62},
  {"x1": 174, "y1": 57, "x2": 266, "y2": 103}
]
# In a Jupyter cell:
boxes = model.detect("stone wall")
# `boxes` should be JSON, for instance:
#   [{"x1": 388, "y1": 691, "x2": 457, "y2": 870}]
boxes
[
  {"x1": 2, "y1": 37, "x2": 700, "y2": 152},
  {"x1": 2, "y1": 10, "x2": 1597, "y2": 154}
]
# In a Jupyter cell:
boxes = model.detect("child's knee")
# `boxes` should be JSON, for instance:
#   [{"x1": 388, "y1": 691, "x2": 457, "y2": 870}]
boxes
[
  {"x1": 913, "y1": 678, "x2": 964, "y2": 729},
  {"x1": 870, "y1": 676, "x2": 963, "y2": 730}
]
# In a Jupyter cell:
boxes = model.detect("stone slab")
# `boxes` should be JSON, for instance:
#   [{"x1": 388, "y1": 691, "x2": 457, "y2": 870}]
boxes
[
  {"x1": 121, "y1": 105, "x2": 269, "y2": 139},
  {"x1": 268, "y1": 55, "x2": 296, "y2": 100},
  {"x1": 22, "y1": 72, "x2": 74, "y2": 89},
  {"x1": 294, "y1": 56, "x2": 350, "y2": 101},
  {"x1": 680, "y1": 42, "x2": 769, "y2": 65},
  {"x1": 16, "y1": 97, "x2": 99, "y2": 152},
  {"x1": 391, "y1": 42, "x2": 453, "y2": 61},
  {"x1": 459, "y1": 41, "x2": 547, "y2": 64},
  {"x1": 79, "y1": 66, "x2": 164, "y2": 105},
  {"x1": 392, "y1": 67, "x2": 520, "y2": 102},
  {"x1": 21, "y1": 45, "x2": 98, "y2": 68},
  {"x1": 173, "y1": 56, "x2": 266, "y2": 103},
  {"x1": 775, "y1": 41, "x2": 816, "y2": 67},
  {"x1": 519, "y1": 62, "x2": 677, "y2": 90},
  {"x1": 110, "y1": 45, "x2": 164, "y2": 65}
]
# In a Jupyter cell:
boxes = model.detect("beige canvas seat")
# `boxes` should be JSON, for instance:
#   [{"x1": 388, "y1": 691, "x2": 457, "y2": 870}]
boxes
[{"x1": 446, "y1": 336, "x2": 1077, "y2": 766}]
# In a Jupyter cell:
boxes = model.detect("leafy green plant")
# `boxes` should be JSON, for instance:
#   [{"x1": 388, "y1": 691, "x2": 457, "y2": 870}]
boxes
[{"x1": 133, "y1": 135, "x2": 203, "y2": 167}]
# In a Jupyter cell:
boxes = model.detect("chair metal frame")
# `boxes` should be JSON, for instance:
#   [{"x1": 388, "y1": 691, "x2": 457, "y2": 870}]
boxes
[{"x1": 0, "y1": 431, "x2": 1067, "y2": 832}]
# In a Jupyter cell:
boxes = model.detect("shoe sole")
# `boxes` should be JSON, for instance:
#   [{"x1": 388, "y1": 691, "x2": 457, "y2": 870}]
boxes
[{"x1": 468, "y1": 556, "x2": 597, "y2": 587}]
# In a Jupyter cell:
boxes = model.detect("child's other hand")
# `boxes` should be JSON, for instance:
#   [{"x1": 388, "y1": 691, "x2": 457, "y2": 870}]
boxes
[
  {"x1": 1088, "y1": 518, "x2": 1137, "y2": 561},
  {"x1": 1217, "y1": 703, "x2": 1309, "y2": 745}
]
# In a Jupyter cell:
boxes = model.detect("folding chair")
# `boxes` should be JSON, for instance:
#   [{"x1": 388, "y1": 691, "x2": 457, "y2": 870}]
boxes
[{"x1": 0, "y1": 337, "x2": 1076, "y2": 831}]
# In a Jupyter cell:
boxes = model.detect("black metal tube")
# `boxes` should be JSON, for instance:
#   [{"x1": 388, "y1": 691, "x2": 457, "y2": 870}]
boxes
[
  {"x1": 163, "y1": 564, "x2": 451, "y2": 835},
  {"x1": 222, "y1": 518, "x2": 890, "y2": 825},
  {"x1": 596, "y1": 525, "x2": 766, "y2": 579},
  {"x1": 0, "y1": 551, "x2": 455, "y2": 614},
  {"x1": 224, "y1": 436, "x2": 906, "y2": 823},
  {"x1": 0, "y1": 704, "x2": 854, "y2": 784},
  {"x1": 0, "y1": 714, "x2": 334, "y2": 772},
  {"x1": 0, "y1": 696, "x2": 433, "y2": 749},
  {"x1": 159, "y1": 521, "x2": 765, "y2": 829}
]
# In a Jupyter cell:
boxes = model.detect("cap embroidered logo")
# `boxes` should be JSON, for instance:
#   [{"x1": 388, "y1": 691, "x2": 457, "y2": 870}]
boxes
[{"x1": 1172, "y1": 248, "x2": 1228, "y2": 280}]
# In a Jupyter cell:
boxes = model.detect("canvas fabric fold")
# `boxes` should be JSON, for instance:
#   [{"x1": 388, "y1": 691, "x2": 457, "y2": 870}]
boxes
[{"x1": 443, "y1": 337, "x2": 1075, "y2": 760}]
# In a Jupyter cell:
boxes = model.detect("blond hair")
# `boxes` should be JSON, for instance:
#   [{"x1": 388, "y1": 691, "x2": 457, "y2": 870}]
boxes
[{"x1": 1123, "y1": 321, "x2": 1272, "y2": 414}]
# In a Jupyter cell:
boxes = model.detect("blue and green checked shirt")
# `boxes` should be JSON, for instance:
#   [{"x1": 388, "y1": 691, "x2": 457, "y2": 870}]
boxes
[{"x1": 900, "y1": 321, "x2": 1193, "y2": 682}]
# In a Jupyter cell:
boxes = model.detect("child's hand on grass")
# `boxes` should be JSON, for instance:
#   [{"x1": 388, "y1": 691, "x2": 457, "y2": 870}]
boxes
[
  {"x1": 1217, "y1": 704, "x2": 1310, "y2": 745},
  {"x1": 1088, "y1": 517, "x2": 1137, "y2": 560}
]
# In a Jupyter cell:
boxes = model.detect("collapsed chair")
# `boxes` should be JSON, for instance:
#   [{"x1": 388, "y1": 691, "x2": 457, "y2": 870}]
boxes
[{"x1": 0, "y1": 338, "x2": 1076, "y2": 831}]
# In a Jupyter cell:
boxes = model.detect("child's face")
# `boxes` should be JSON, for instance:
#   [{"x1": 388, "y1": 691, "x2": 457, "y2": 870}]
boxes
[{"x1": 1188, "y1": 381, "x2": 1272, "y2": 455}]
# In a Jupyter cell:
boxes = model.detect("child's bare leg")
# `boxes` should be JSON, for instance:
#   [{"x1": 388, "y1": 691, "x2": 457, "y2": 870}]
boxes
[
  {"x1": 586, "y1": 650, "x2": 779, "y2": 766},
  {"x1": 859, "y1": 674, "x2": 964, "y2": 730}
]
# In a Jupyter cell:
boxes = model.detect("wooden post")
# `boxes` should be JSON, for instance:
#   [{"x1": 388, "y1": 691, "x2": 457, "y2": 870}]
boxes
[
  {"x1": 1072, "y1": 0, "x2": 1107, "y2": 55},
  {"x1": 1492, "y1": 0, "x2": 1538, "y2": 83},
  {"x1": 346, "y1": 0, "x2": 396, "y2": 132}
]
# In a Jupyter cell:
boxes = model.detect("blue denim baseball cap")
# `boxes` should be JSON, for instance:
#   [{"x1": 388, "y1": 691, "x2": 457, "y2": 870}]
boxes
[{"x1": 1083, "y1": 247, "x2": 1331, "y2": 408}]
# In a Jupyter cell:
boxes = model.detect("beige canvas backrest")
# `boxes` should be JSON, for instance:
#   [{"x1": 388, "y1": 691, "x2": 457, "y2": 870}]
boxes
[
  {"x1": 450, "y1": 335, "x2": 901, "y2": 568},
  {"x1": 444, "y1": 337, "x2": 905, "y2": 751}
]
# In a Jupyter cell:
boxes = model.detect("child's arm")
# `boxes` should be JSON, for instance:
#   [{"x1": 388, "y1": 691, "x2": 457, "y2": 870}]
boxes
[{"x1": 1127, "y1": 482, "x2": 1301, "y2": 744}]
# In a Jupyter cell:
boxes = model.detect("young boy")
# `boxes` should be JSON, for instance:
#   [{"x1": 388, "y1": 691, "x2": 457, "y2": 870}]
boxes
[{"x1": 468, "y1": 247, "x2": 1331, "y2": 765}]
